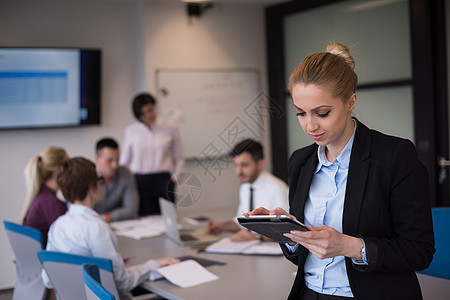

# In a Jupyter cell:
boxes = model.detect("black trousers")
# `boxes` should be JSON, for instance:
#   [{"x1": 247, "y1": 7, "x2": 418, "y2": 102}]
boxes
[
  {"x1": 135, "y1": 172, "x2": 175, "y2": 216},
  {"x1": 300, "y1": 287, "x2": 354, "y2": 300}
]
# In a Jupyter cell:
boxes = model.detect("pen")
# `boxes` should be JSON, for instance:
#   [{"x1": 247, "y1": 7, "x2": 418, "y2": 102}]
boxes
[{"x1": 123, "y1": 256, "x2": 136, "y2": 264}]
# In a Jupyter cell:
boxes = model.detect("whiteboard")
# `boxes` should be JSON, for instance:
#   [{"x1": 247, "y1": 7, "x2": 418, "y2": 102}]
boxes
[{"x1": 156, "y1": 69, "x2": 262, "y2": 158}]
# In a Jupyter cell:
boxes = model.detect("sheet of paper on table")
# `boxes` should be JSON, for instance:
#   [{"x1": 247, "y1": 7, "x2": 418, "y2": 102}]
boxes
[
  {"x1": 111, "y1": 216, "x2": 166, "y2": 240},
  {"x1": 205, "y1": 237, "x2": 283, "y2": 255},
  {"x1": 149, "y1": 259, "x2": 219, "y2": 288}
]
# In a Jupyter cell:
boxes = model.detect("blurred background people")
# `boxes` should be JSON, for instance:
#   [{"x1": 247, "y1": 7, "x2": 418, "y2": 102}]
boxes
[
  {"x1": 120, "y1": 92, "x2": 184, "y2": 215},
  {"x1": 22, "y1": 146, "x2": 68, "y2": 246},
  {"x1": 205, "y1": 139, "x2": 289, "y2": 241},
  {"x1": 94, "y1": 137, "x2": 139, "y2": 222},
  {"x1": 44, "y1": 157, "x2": 179, "y2": 298}
]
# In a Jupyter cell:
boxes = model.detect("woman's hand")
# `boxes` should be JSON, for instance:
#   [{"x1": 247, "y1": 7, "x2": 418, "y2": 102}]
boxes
[
  {"x1": 245, "y1": 206, "x2": 296, "y2": 220},
  {"x1": 156, "y1": 257, "x2": 180, "y2": 267},
  {"x1": 283, "y1": 225, "x2": 363, "y2": 260}
]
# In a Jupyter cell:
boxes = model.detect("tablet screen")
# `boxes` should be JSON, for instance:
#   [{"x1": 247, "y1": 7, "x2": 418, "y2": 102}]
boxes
[{"x1": 237, "y1": 215, "x2": 308, "y2": 243}]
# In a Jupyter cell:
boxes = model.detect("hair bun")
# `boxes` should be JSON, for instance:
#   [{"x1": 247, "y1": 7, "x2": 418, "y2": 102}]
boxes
[{"x1": 326, "y1": 43, "x2": 355, "y2": 70}]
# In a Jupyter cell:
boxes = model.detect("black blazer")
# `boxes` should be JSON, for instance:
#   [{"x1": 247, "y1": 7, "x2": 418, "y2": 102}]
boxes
[{"x1": 281, "y1": 121, "x2": 435, "y2": 300}]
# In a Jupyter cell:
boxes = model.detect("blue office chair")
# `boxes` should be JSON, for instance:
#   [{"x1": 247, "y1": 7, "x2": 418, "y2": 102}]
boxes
[
  {"x1": 82, "y1": 263, "x2": 116, "y2": 300},
  {"x1": 37, "y1": 250, "x2": 120, "y2": 300},
  {"x1": 3, "y1": 221, "x2": 47, "y2": 300},
  {"x1": 418, "y1": 207, "x2": 450, "y2": 279}
]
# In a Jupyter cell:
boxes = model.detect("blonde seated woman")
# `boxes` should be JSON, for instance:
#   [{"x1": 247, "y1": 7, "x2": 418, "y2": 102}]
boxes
[
  {"x1": 43, "y1": 157, "x2": 179, "y2": 299},
  {"x1": 22, "y1": 146, "x2": 68, "y2": 246}
]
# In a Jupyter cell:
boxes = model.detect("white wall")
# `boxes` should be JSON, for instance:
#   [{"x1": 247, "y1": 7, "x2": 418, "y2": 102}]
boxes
[{"x1": 0, "y1": 0, "x2": 269, "y2": 289}]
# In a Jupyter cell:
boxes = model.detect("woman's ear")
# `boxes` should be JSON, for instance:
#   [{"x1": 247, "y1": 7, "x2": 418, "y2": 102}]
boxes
[{"x1": 348, "y1": 93, "x2": 356, "y2": 112}]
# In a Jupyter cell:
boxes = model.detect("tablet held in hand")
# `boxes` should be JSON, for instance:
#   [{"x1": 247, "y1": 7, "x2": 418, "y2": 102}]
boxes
[{"x1": 237, "y1": 215, "x2": 308, "y2": 243}]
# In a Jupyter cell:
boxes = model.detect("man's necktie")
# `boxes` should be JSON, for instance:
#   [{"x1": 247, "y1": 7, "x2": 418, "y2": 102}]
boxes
[{"x1": 249, "y1": 187, "x2": 254, "y2": 212}]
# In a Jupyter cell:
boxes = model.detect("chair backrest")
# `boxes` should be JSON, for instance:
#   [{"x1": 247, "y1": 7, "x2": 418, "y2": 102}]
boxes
[
  {"x1": 418, "y1": 207, "x2": 450, "y2": 280},
  {"x1": 37, "y1": 250, "x2": 120, "y2": 300},
  {"x1": 3, "y1": 221, "x2": 47, "y2": 300},
  {"x1": 82, "y1": 264, "x2": 116, "y2": 300}
]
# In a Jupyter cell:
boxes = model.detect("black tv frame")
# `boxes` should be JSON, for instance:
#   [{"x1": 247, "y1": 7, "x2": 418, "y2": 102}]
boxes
[{"x1": 0, "y1": 47, "x2": 101, "y2": 130}]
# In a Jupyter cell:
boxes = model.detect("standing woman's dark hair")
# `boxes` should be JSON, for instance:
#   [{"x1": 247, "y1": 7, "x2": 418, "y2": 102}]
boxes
[{"x1": 132, "y1": 93, "x2": 157, "y2": 120}]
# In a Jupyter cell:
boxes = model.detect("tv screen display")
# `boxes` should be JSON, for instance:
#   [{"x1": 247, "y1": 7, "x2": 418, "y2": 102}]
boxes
[{"x1": 0, "y1": 48, "x2": 101, "y2": 129}]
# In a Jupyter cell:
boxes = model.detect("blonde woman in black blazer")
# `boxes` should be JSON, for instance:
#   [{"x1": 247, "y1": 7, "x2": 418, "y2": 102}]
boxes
[{"x1": 251, "y1": 43, "x2": 434, "y2": 300}]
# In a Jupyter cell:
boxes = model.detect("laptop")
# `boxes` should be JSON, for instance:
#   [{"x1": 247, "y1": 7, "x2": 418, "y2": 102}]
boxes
[{"x1": 159, "y1": 197, "x2": 219, "y2": 246}]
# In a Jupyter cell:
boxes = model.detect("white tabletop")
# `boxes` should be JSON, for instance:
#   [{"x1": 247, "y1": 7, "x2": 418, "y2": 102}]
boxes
[{"x1": 117, "y1": 209, "x2": 297, "y2": 300}]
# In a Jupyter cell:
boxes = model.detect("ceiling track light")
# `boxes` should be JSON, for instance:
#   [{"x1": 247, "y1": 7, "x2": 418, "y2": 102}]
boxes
[{"x1": 182, "y1": 1, "x2": 214, "y2": 19}]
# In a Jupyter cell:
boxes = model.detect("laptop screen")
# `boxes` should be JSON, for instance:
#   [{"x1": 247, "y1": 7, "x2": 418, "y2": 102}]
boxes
[{"x1": 159, "y1": 197, "x2": 182, "y2": 244}]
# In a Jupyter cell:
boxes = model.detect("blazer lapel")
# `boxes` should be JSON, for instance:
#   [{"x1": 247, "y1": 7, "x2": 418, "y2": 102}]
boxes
[
  {"x1": 291, "y1": 152, "x2": 318, "y2": 223},
  {"x1": 343, "y1": 122, "x2": 371, "y2": 235}
]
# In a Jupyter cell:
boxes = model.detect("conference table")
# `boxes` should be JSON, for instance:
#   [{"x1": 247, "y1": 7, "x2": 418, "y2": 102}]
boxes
[{"x1": 117, "y1": 208, "x2": 297, "y2": 300}]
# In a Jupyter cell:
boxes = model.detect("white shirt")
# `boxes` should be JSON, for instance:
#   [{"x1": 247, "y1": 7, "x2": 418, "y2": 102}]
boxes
[
  {"x1": 235, "y1": 171, "x2": 289, "y2": 220},
  {"x1": 120, "y1": 117, "x2": 184, "y2": 177},
  {"x1": 43, "y1": 204, "x2": 160, "y2": 295}
]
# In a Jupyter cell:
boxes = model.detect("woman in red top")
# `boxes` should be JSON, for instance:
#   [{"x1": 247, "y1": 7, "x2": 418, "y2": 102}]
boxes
[{"x1": 22, "y1": 146, "x2": 68, "y2": 246}]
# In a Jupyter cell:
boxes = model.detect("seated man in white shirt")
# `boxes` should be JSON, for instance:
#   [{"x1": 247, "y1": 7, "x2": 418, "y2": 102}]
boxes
[
  {"x1": 204, "y1": 139, "x2": 289, "y2": 241},
  {"x1": 94, "y1": 137, "x2": 139, "y2": 222},
  {"x1": 43, "y1": 157, "x2": 179, "y2": 298}
]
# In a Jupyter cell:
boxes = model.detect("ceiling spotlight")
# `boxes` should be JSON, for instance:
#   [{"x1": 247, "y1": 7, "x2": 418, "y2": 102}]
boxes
[{"x1": 182, "y1": 0, "x2": 214, "y2": 18}]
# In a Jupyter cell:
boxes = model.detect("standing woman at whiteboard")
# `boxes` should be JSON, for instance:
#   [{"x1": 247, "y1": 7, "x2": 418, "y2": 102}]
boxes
[{"x1": 120, "y1": 93, "x2": 184, "y2": 215}]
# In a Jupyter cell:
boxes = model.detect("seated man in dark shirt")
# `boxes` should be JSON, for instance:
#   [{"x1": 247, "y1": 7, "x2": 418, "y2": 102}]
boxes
[{"x1": 94, "y1": 137, "x2": 139, "y2": 222}]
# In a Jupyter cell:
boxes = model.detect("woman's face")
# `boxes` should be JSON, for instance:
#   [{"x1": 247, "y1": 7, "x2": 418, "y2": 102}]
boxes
[
  {"x1": 291, "y1": 83, "x2": 356, "y2": 151},
  {"x1": 140, "y1": 103, "x2": 157, "y2": 127}
]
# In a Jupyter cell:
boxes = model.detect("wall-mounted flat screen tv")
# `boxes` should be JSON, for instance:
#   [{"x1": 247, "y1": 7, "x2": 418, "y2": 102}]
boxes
[{"x1": 0, "y1": 48, "x2": 101, "y2": 129}]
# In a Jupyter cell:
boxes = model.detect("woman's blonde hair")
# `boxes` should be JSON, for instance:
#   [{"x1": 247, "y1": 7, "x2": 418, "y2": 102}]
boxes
[
  {"x1": 21, "y1": 147, "x2": 68, "y2": 222},
  {"x1": 288, "y1": 42, "x2": 358, "y2": 101}
]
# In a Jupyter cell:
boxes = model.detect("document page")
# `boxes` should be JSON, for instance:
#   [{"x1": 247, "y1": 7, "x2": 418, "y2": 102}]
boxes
[
  {"x1": 111, "y1": 216, "x2": 166, "y2": 240},
  {"x1": 242, "y1": 242, "x2": 283, "y2": 255},
  {"x1": 149, "y1": 260, "x2": 219, "y2": 288},
  {"x1": 205, "y1": 238, "x2": 259, "y2": 254},
  {"x1": 205, "y1": 238, "x2": 282, "y2": 255}
]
